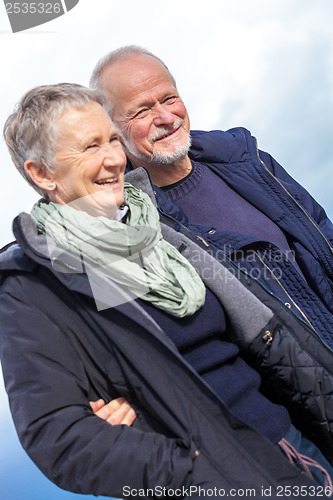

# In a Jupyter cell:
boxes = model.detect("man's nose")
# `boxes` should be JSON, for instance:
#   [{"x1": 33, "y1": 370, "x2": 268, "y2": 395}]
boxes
[{"x1": 153, "y1": 104, "x2": 175, "y2": 127}]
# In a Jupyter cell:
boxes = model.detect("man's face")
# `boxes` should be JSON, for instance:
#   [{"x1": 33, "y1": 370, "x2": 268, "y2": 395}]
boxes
[{"x1": 100, "y1": 55, "x2": 191, "y2": 168}]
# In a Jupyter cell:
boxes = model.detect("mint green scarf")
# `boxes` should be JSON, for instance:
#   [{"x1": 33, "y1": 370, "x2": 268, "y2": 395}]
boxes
[{"x1": 31, "y1": 183, "x2": 205, "y2": 317}]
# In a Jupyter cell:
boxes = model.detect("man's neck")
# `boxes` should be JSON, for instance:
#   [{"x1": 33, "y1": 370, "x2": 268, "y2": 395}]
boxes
[{"x1": 131, "y1": 155, "x2": 192, "y2": 187}]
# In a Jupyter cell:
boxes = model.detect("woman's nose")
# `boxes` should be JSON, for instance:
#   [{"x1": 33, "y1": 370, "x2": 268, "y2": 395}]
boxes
[{"x1": 101, "y1": 143, "x2": 126, "y2": 167}]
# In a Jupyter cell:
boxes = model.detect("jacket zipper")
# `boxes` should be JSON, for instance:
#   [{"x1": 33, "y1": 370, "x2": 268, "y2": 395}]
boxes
[
  {"x1": 254, "y1": 140, "x2": 333, "y2": 257},
  {"x1": 158, "y1": 206, "x2": 333, "y2": 351},
  {"x1": 254, "y1": 250, "x2": 315, "y2": 330}
]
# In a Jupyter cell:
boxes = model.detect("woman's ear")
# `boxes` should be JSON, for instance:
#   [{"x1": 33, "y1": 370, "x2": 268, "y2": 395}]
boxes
[{"x1": 24, "y1": 160, "x2": 56, "y2": 192}]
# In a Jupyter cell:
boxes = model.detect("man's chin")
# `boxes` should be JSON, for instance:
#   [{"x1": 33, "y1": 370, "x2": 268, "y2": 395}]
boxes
[
  {"x1": 150, "y1": 143, "x2": 191, "y2": 165},
  {"x1": 123, "y1": 133, "x2": 191, "y2": 167},
  {"x1": 149, "y1": 135, "x2": 191, "y2": 165}
]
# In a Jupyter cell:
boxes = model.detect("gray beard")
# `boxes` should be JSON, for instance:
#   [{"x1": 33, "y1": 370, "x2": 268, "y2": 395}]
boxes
[{"x1": 122, "y1": 133, "x2": 191, "y2": 166}]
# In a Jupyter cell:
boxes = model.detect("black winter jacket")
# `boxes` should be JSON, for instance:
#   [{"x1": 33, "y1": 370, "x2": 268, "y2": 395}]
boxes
[{"x1": 0, "y1": 167, "x2": 323, "y2": 499}]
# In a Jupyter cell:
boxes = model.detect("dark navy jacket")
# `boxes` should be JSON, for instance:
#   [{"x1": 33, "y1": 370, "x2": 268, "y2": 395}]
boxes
[{"x1": 187, "y1": 128, "x2": 333, "y2": 317}]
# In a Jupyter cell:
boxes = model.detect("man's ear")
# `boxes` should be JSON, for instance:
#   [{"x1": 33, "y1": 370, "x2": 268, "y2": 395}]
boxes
[{"x1": 24, "y1": 160, "x2": 56, "y2": 192}]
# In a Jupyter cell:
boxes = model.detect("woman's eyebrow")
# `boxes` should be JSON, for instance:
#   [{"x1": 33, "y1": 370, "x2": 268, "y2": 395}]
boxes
[{"x1": 79, "y1": 134, "x2": 102, "y2": 147}]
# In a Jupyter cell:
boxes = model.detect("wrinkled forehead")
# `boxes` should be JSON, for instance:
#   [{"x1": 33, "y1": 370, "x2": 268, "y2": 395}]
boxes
[
  {"x1": 100, "y1": 54, "x2": 176, "y2": 107},
  {"x1": 55, "y1": 101, "x2": 116, "y2": 144}
]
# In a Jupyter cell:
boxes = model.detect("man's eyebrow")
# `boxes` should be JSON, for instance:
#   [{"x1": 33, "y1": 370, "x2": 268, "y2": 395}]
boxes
[
  {"x1": 126, "y1": 102, "x2": 149, "y2": 117},
  {"x1": 126, "y1": 95, "x2": 158, "y2": 115},
  {"x1": 125, "y1": 90, "x2": 179, "y2": 118}
]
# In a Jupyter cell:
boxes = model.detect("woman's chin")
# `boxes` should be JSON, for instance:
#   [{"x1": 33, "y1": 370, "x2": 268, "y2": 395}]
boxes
[{"x1": 68, "y1": 189, "x2": 124, "y2": 219}]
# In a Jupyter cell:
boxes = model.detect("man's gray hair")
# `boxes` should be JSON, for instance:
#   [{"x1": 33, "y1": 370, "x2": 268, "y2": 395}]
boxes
[
  {"x1": 3, "y1": 83, "x2": 105, "y2": 199},
  {"x1": 90, "y1": 45, "x2": 177, "y2": 116}
]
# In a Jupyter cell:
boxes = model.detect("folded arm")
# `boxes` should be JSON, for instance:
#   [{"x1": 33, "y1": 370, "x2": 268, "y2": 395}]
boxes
[
  {"x1": 90, "y1": 397, "x2": 137, "y2": 426},
  {"x1": 0, "y1": 282, "x2": 195, "y2": 498}
]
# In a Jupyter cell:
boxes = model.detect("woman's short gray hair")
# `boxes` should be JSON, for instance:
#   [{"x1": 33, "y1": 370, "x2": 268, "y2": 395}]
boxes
[
  {"x1": 89, "y1": 45, "x2": 177, "y2": 117},
  {"x1": 3, "y1": 83, "x2": 105, "y2": 198}
]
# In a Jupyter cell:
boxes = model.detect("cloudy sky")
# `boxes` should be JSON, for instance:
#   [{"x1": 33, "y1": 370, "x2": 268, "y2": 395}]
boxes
[{"x1": 1, "y1": 0, "x2": 333, "y2": 498}]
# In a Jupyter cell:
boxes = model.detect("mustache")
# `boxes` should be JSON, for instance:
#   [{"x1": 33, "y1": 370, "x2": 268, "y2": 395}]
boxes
[{"x1": 149, "y1": 118, "x2": 184, "y2": 143}]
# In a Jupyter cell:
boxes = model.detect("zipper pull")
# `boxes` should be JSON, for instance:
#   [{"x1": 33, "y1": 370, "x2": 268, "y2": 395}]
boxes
[
  {"x1": 196, "y1": 236, "x2": 210, "y2": 247},
  {"x1": 263, "y1": 330, "x2": 273, "y2": 346}
]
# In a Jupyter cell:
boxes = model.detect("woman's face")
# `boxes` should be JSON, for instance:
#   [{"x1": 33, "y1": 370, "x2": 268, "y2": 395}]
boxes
[{"x1": 50, "y1": 102, "x2": 127, "y2": 217}]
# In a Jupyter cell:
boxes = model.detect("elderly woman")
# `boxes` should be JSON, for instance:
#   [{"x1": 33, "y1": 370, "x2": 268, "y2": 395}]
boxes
[{"x1": 0, "y1": 83, "x2": 332, "y2": 498}]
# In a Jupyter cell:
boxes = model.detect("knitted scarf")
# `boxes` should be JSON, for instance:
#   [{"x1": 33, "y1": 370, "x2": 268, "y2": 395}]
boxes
[{"x1": 31, "y1": 183, "x2": 206, "y2": 317}]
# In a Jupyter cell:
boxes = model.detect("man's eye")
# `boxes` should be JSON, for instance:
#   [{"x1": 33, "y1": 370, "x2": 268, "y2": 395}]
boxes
[
  {"x1": 134, "y1": 108, "x2": 149, "y2": 118},
  {"x1": 164, "y1": 96, "x2": 177, "y2": 103},
  {"x1": 86, "y1": 144, "x2": 98, "y2": 150}
]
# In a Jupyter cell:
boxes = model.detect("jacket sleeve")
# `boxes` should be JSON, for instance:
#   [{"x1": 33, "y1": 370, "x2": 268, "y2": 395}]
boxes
[
  {"x1": 259, "y1": 149, "x2": 333, "y2": 246},
  {"x1": 0, "y1": 277, "x2": 196, "y2": 498}
]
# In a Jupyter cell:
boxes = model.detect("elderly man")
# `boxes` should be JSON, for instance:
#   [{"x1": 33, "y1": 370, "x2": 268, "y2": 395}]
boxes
[
  {"x1": 89, "y1": 46, "x2": 333, "y2": 481},
  {"x1": 90, "y1": 45, "x2": 333, "y2": 349}
]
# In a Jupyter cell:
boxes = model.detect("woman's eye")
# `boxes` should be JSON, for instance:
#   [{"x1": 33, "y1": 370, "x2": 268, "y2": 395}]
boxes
[{"x1": 86, "y1": 144, "x2": 98, "y2": 150}]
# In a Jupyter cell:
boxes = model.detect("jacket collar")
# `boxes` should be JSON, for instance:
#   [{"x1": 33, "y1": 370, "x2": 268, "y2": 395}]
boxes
[
  {"x1": 0, "y1": 188, "x2": 181, "y2": 355},
  {"x1": 189, "y1": 128, "x2": 254, "y2": 164},
  {"x1": 124, "y1": 166, "x2": 157, "y2": 202},
  {"x1": 124, "y1": 128, "x2": 252, "y2": 172}
]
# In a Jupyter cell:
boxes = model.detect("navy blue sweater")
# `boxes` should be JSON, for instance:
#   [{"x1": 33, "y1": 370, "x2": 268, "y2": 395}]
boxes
[
  {"x1": 162, "y1": 161, "x2": 333, "y2": 347},
  {"x1": 162, "y1": 161, "x2": 299, "y2": 267},
  {"x1": 138, "y1": 288, "x2": 291, "y2": 444}
]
